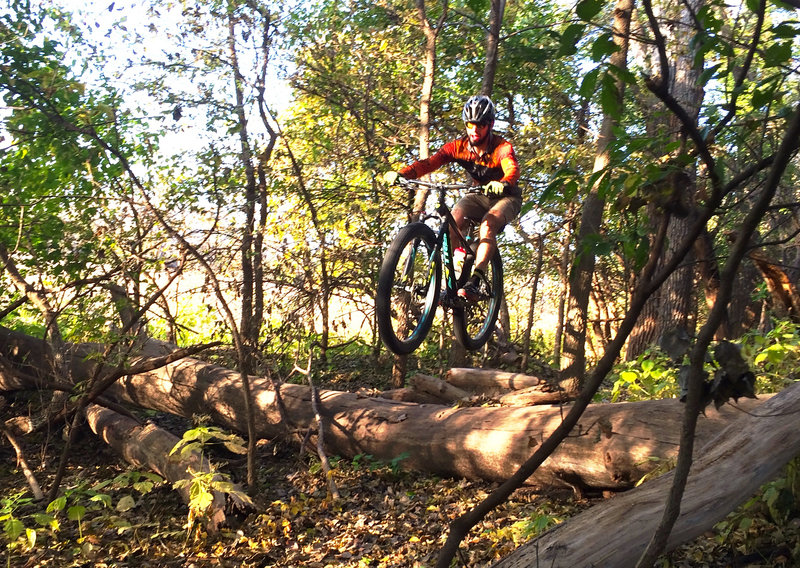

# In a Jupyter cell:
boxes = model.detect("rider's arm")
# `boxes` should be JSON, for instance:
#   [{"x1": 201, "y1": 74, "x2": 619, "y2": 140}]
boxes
[
  {"x1": 398, "y1": 141, "x2": 458, "y2": 179},
  {"x1": 495, "y1": 141, "x2": 520, "y2": 187}
]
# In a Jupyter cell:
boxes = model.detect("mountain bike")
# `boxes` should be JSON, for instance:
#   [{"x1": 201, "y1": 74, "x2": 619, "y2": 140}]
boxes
[{"x1": 376, "y1": 177, "x2": 503, "y2": 355}]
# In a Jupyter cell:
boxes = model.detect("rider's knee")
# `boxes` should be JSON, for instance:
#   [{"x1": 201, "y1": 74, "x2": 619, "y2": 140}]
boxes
[{"x1": 481, "y1": 212, "x2": 504, "y2": 235}]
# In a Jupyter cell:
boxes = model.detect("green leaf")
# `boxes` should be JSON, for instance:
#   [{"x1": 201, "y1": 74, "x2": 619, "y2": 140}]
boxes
[
  {"x1": 771, "y1": 22, "x2": 800, "y2": 39},
  {"x1": 751, "y1": 87, "x2": 774, "y2": 109},
  {"x1": 192, "y1": 491, "x2": 214, "y2": 512},
  {"x1": 179, "y1": 441, "x2": 203, "y2": 457},
  {"x1": 67, "y1": 505, "x2": 86, "y2": 522},
  {"x1": 32, "y1": 513, "x2": 58, "y2": 530},
  {"x1": 133, "y1": 481, "x2": 155, "y2": 494},
  {"x1": 763, "y1": 42, "x2": 792, "y2": 67},
  {"x1": 47, "y1": 496, "x2": 67, "y2": 513},
  {"x1": 576, "y1": 0, "x2": 605, "y2": 21},
  {"x1": 515, "y1": 45, "x2": 549, "y2": 64},
  {"x1": 579, "y1": 67, "x2": 601, "y2": 99},
  {"x1": 223, "y1": 440, "x2": 248, "y2": 454},
  {"x1": 599, "y1": 71, "x2": 622, "y2": 119},
  {"x1": 89, "y1": 493, "x2": 112, "y2": 508},
  {"x1": 4, "y1": 518, "x2": 24, "y2": 541},
  {"x1": 590, "y1": 33, "x2": 618, "y2": 62},
  {"x1": 697, "y1": 63, "x2": 721, "y2": 87},
  {"x1": 606, "y1": 63, "x2": 637, "y2": 85},
  {"x1": 141, "y1": 472, "x2": 164, "y2": 484},
  {"x1": 116, "y1": 495, "x2": 136, "y2": 512},
  {"x1": 211, "y1": 480, "x2": 235, "y2": 493},
  {"x1": 558, "y1": 24, "x2": 585, "y2": 57}
]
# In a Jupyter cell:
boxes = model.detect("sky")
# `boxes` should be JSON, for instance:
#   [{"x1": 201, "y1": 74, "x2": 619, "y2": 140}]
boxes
[{"x1": 45, "y1": 0, "x2": 295, "y2": 157}]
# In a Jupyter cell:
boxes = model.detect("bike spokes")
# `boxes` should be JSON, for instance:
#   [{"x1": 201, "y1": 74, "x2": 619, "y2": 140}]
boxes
[
  {"x1": 376, "y1": 223, "x2": 441, "y2": 355},
  {"x1": 452, "y1": 250, "x2": 502, "y2": 351},
  {"x1": 391, "y1": 240, "x2": 434, "y2": 336}
]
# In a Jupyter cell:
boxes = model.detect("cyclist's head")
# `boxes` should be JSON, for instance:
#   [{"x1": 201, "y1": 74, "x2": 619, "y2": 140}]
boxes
[{"x1": 462, "y1": 95, "x2": 496, "y2": 126}]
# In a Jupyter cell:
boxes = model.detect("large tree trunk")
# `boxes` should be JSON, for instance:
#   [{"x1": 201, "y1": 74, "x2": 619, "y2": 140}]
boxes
[
  {"x1": 0, "y1": 326, "x2": 766, "y2": 492},
  {"x1": 560, "y1": 0, "x2": 634, "y2": 392},
  {"x1": 480, "y1": 0, "x2": 504, "y2": 96},
  {"x1": 626, "y1": 0, "x2": 709, "y2": 359},
  {"x1": 493, "y1": 380, "x2": 800, "y2": 567}
]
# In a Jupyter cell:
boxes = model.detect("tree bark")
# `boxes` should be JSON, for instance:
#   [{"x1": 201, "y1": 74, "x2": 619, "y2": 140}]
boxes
[
  {"x1": 410, "y1": 373, "x2": 471, "y2": 403},
  {"x1": 445, "y1": 367, "x2": 546, "y2": 394},
  {"x1": 749, "y1": 248, "x2": 800, "y2": 322},
  {"x1": 492, "y1": 381, "x2": 800, "y2": 567},
  {"x1": 498, "y1": 387, "x2": 565, "y2": 407},
  {"x1": 626, "y1": 0, "x2": 709, "y2": 360},
  {"x1": 0, "y1": 326, "x2": 767, "y2": 492},
  {"x1": 480, "y1": 0, "x2": 505, "y2": 96},
  {"x1": 560, "y1": 0, "x2": 634, "y2": 392},
  {"x1": 521, "y1": 234, "x2": 545, "y2": 370},
  {"x1": 395, "y1": 0, "x2": 449, "y2": 388}
]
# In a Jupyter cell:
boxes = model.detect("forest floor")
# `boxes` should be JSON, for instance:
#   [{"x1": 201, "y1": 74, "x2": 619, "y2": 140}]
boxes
[{"x1": 1, "y1": 359, "x2": 797, "y2": 567}]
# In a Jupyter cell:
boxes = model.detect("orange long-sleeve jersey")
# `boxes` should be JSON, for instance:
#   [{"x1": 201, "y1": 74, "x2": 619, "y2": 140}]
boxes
[{"x1": 399, "y1": 133, "x2": 521, "y2": 197}]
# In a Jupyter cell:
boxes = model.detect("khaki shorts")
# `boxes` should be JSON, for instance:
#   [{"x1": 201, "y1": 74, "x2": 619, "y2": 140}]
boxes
[{"x1": 453, "y1": 192, "x2": 522, "y2": 227}]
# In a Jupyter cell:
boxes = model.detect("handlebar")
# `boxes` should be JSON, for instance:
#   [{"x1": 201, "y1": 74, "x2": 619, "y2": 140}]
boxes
[{"x1": 395, "y1": 177, "x2": 481, "y2": 194}]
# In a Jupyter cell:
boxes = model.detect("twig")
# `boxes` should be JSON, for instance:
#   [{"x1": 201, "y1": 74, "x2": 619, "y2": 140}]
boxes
[
  {"x1": 292, "y1": 353, "x2": 341, "y2": 499},
  {"x1": 1, "y1": 425, "x2": 44, "y2": 500}
]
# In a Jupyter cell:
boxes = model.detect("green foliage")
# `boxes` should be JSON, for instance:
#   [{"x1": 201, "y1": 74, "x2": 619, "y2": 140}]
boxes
[
  {"x1": 347, "y1": 452, "x2": 411, "y2": 477},
  {"x1": 482, "y1": 501, "x2": 572, "y2": 548},
  {"x1": 712, "y1": 457, "x2": 800, "y2": 564},
  {"x1": 740, "y1": 319, "x2": 800, "y2": 392},
  {"x1": 605, "y1": 321, "x2": 800, "y2": 407},
  {"x1": 170, "y1": 426, "x2": 253, "y2": 537},
  {"x1": 1, "y1": 470, "x2": 164, "y2": 555},
  {"x1": 0, "y1": 492, "x2": 38, "y2": 552},
  {"x1": 605, "y1": 349, "x2": 680, "y2": 402},
  {"x1": 171, "y1": 426, "x2": 248, "y2": 459}
]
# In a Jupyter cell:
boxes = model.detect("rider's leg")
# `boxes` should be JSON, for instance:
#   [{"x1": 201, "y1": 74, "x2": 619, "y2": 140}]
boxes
[
  {"x1": 459, "y1": 196, "x2": 521, "y2": 300},
  {"x1": 472, "y1": 211, "x2": 503, "y2": 274},
  {"x1": 473, "y1": 194, "x2": 522, "y2": 274},
  {"x1": 449, "y1": 205, "x2": 469, "y2": 245}
]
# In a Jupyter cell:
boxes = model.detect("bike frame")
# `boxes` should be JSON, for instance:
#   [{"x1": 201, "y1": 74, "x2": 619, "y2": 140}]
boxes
[{"x1": 400, "y1": 178, "x2": 477, "y2": 300}]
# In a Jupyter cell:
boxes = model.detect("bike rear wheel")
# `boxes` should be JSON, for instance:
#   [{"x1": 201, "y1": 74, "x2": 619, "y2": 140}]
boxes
[
  {"x1": 376, "y1": 223, "x2": 441, "y2": 355},
  {"x1": 452, "y1": 250, "x2": 502, "y2": 351}
]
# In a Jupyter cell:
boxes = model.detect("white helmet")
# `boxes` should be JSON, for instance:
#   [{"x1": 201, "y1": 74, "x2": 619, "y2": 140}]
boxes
[{"x1": 462, "y1": 95, "x2": 496, "y2": 125}]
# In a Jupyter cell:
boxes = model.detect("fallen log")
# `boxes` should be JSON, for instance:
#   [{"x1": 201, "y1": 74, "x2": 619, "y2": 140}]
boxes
[
  {"x1": 85, "y1": 403, "x2": 232, "y2": 532},
  {"x1": 492, "y1": 381, "x2": 800, "y2": 567},
  {"x1": 0, "y1": 326, "x2": 768, "y2": 491},
  {"x1": 445, "y1": 368, "x2": 546, "y2": 394},
  {"x1": 375, "y1": 387, "x2": 443, "y2": 404},
  {"x1": 498, "y1": 386, "x2": 565, "y2": 406},
  {"x1": 411, "y1": 373, "x2": 471, "y2": 403}
]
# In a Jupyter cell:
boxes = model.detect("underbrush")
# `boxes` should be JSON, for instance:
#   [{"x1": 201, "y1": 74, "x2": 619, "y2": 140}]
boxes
[
  {"x1": 3, "y1": 322, "x2": 800, "y2": 566},
  {"x1": 0, "y1": 426, "x2": 585, "y2": 567}
]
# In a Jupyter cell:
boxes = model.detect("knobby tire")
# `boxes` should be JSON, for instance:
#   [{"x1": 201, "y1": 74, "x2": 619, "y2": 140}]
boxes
[
  {"x1": 452, "y1": 250, "x2": 502, "y2": 351},
  {"x1": 376, "y1": 223, "x2": 441, "y2": 355}
]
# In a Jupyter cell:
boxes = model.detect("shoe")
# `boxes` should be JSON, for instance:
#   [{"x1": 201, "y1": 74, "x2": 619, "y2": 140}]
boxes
[{"x1": 457, "y1": 278, "x2": 482, "y2": 302}]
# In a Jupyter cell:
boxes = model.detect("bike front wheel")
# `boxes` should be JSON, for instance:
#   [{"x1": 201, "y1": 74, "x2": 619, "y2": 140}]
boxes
[
  {"x1": 452, "y1": 250, "x2": 503, "y2": 351},
  {"x1": 376, "y1": 222, "x2": 441, "y2": 355}
]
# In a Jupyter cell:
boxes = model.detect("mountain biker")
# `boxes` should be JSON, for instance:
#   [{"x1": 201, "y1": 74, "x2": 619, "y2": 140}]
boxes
[{"x1": 384, "y1": 95, "x2": 521, "y2": 302}]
